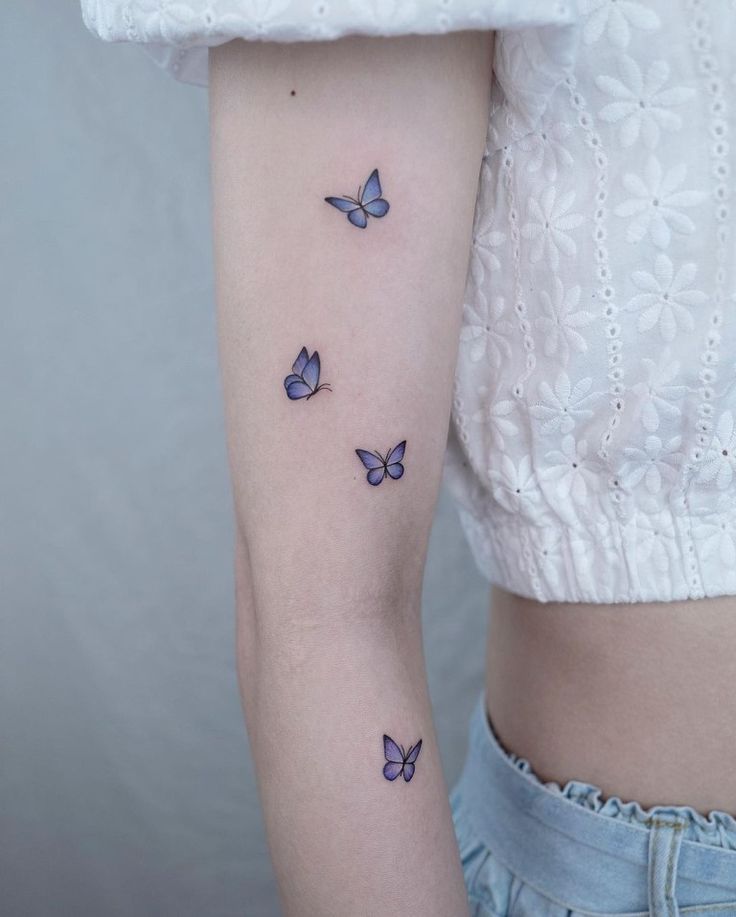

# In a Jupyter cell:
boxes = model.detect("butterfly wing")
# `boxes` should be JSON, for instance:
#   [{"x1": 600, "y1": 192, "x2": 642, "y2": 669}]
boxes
[
  {"x1": 367, "y1": 466, "x2": 386, "y2": 486},
  {"x1": 301, "y1": 351, "x2": 321, "y2": 391},
  {"x1": 404, "y1": 739, "x2": 422, "y2": 764},
  {"x1": 348, "y1": 207, "x2": 368, "y2": 229},
  {"x1": 386, "y1": 462, "x2": 404, "y2": 480},
  {"x1": 386, "y1": 441, "x2": 406, "y2": 465},
  {"x1": 363, "y1": 198, "x2": 389, "y2": 217},
  {"x1": 385, "y1": 440, "x2": 406, "y2": 479},
  {"x1": 383, "y1": 734, "x2": 404, "y2": 763},
  {"x1": 383, "y1": 762, "x2": 404, "y2": 781},
  {"x1": 292, "y1": 347, "x2": 309, "y2": 375},
  {"x1": 325, "y1": 196, "x2": 360, "y2": 213},
  {"x1": 360, "y1": 170, "x2": 389, "y2": 219},
  {"x1": 285, "y1": 379, "x2": 313, "y2": 400},
  {"x1": 402, "y1": 763, "x2": 415, "y2": 782},
  {"x1": 361, "y1": 169, "x2": 382, "y2": 203},
  {"x1": 356, "y1": 449, "x2": 386, "y2": 485},
  {"x1": 283, "y1": 373, "x2": 303, "y2": 389},
  {"x1": 356, "y1": 449, "x2": 385, "y2": 470}
]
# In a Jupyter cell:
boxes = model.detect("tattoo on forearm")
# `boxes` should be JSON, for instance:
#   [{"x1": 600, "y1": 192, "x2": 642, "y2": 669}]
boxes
[
  {"x1": 383, "y1": 734, "x2": 422, "y2": 782},
  {"x1": 356, "y1": 441, "x2": 406, "y2": 486},
  {"x1": 284, "y1": 347, "x2": 332, "y2": 400},
  {"x1": 325, "y1": 168, "x2": 390, "y2": 229}
]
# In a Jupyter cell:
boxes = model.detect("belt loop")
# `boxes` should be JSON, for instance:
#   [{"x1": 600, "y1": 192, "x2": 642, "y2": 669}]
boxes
[{"x1": 647, "y1": 816, "x2": 686, "y2": 917}]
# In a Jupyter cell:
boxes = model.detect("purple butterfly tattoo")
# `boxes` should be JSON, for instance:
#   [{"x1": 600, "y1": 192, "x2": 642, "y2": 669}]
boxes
[
  {"x1": 325, "y1": 168, "x2": 390, "y2": 229},
  {"x1": 284, "y1": 347, "x2": 332, "y2": 401},
  {"x1": 355, "y1": 441, "x2": 406, "y2": 486},
  {"x1": 383, "y1": 734, "x2": 422, "y2": 783}
]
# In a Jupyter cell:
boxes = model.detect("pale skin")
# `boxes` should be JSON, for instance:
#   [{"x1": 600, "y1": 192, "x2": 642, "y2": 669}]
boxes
[
  {"x1": 209, "y1": 29, "x2": 736, "y2": 917},
  {"x1": 486, "y1": 586, "x2": 736, "y2": 817},
  {"x1": 210, "y1": 33, "x2": 492, "y2": 917}
]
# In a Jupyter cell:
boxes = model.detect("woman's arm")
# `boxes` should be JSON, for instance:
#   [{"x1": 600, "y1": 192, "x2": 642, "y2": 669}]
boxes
[{"x1": 209, "y1": 32, "x2": 492, "y2": 916}]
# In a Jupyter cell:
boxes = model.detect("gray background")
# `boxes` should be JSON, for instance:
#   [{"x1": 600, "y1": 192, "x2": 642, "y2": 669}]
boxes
[{"x1": 1, "y1": 3, "x2": 489, "y2": 915}]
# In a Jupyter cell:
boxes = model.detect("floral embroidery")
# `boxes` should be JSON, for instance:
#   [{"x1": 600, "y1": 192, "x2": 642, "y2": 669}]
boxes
[
  {"x1": 540, "y1": 435, "x2": 603, "y2": 505},
  {"x1": 469, "y1": 203, "x2": 506, "y2": 285},
  {"x1": 535, "y1": 279, "x2": 594, "y2": 363},
  {"x1": 596, "y1": 57, "x2": 694, "y2": 148},
  {"x1": 529, "y1": 372, "x2": 604, "y2": 435},
  {"x1": 630, "y1": 349, "x2": 689, "y2": 433},
  {"x1": 692, "y1": 509, "x2": 736, "y2": 568},
  {"x1": 695, "y1": 411, "x2": 736, "y2": 491},
  {"x1": 634, "y1": 509, "x2": 676, "y2": 573},
  {"x1": 472, "y1": 392, "x2": 519, "y2": 451},
  {"x1": 614, "y1": 156, "x2": 706, "y2": 248},
  {"x1": 626, "y1": 254, "x2": 707, "y2": 341},
  {"x1": 517, "y1": 120, "x2": 574, "y2": 181},
  {"x1": 580, "y1": 0, "x2": 660, "y2": 49},
  {"x1": 617, "y1": 435, "x2": 684, "y2": 494},
  {"x1": 460, "y1": 293, "x2": 513, "y2": 365},
  {"x1": 488, "y1": 454, "x2": 541, "y2": 517},
  {"x1": 521, "y1": 187, "x2": 584, "y2": 270}
]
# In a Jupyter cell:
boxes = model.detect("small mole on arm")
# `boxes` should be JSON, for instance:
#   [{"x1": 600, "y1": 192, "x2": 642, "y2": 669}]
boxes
[{"x1": 290, "y1": 89, "x2": 296, "y2": 96}]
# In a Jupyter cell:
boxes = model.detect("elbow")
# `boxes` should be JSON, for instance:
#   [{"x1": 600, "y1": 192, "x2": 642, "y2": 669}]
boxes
[{"x1": 234, "y1": 525, "x2": 428, "y2": 642}]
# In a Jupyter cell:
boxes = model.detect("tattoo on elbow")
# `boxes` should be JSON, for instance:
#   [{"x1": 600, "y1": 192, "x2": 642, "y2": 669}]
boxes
[{"x1": 383, "y1": 734, "x2": 422, "y2": 782}]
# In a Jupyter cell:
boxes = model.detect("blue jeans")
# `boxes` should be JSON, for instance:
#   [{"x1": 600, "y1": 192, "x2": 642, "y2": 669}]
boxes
[{"x1": 450, "y1": 695, "x2": 736, "y2": 916}]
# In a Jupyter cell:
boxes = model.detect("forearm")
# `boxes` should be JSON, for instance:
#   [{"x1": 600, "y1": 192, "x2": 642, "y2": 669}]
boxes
[{"x1": 236, "y1": 551, "x2": 466, "y2": 915}]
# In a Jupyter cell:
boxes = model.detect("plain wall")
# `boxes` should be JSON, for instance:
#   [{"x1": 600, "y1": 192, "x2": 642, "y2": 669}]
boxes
[{"x1": 0, "y1": 3, "x2": 489, "y2": 914}]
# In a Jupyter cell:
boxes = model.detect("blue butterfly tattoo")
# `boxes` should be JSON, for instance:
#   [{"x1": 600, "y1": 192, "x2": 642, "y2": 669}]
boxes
[
  {"x1": 284, "y1": 347, "x2": 332, "y2": 400},
  {"x1": 355, "y1": 440, "x2": 406, "y2": 486},
  {"x1": 383, "y1": 734, "x2": 422, "y2": 782},
  {"x1": 325, "y1": 168, "x2": 390, "y2": 229}
]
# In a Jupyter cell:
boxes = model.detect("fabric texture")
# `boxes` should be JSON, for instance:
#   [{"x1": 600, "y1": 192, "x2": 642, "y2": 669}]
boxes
[
  {"x1": 81, "y1": 0, "x2": 736, "y2": 604},
  {"x1": 451, "y1": 694, "x2": 736, "y2": 915}
]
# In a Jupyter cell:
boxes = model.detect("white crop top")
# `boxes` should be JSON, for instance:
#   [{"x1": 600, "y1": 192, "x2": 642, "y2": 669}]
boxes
[{"x1": 81, "y1": 0, "x2": 736, "y2": 604}]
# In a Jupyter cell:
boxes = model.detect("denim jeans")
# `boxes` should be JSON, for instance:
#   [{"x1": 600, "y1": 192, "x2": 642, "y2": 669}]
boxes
[{"x1": 450, "y1": 695, "x2": 736, "y2": 916}]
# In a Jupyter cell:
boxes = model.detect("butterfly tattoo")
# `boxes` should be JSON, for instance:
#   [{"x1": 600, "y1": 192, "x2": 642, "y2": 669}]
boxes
[
  {"x1": 284, "y1": 347, "x2": 332, "y2": 400},
  {"x1": 383, "y1": 734, "x2": 422, "y2": 783},
  {"x1": 355, "y1": 440, "x2": 406, "y2": 486},
  {"x1": 325, "y1": 168, "x2": 390, "y2": 229}
]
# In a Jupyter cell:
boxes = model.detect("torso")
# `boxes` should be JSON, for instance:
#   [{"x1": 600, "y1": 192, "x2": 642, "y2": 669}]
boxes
[{"x1": 484, "y1": 584, "x2": 736, "y2": 817}]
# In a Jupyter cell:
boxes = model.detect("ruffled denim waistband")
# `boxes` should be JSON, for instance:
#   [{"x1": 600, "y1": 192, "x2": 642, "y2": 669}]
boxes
[
  {"x1": 499, "y1": 718, "x2": 736, "y2": 852},
  {"x1": 453, "y1": 694, "x2": 736, "y2": 914}
]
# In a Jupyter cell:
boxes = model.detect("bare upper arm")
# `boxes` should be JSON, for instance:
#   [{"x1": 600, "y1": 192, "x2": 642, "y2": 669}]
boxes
[{"x1": 209, "y1": 32, "x2": 493, "y2": 621}]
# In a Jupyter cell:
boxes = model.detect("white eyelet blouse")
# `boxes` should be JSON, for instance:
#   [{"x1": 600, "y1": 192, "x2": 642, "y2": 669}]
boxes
[{"x1": 81, "y1": 0, "x2": 736, "y2": 604}]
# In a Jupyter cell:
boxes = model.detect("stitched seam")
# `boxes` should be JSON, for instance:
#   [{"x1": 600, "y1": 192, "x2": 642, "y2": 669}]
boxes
[
  {"x1": 680, "y1": 904, "x2": 736, "y2": 914},
  {"x1": 650, "y1": 822, "x2": 656, "y2": 915},
  {"x1": 665, "y1": 824, "x2": 684, "y2": 917}
]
